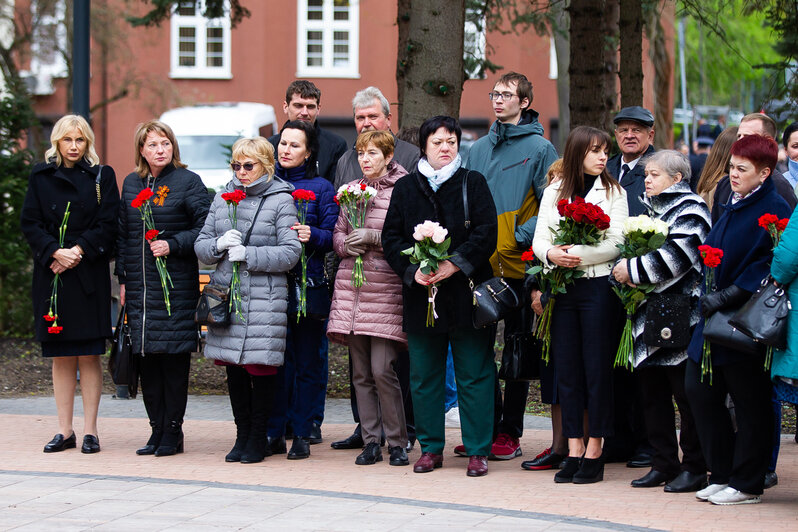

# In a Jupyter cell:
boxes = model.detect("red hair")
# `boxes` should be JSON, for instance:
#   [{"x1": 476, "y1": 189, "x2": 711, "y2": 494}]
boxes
[{"x1": 730, "y1": 134, "x2": 778, "y2": 172}]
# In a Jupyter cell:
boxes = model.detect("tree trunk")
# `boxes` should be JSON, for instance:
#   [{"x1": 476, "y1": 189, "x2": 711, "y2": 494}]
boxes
[
  {"x1": 395, "y1": 0, "x2": 411, "y2": 124},
  {"x1": 569, "y1": 0, "x2": 617, "y2": 129},
  {"x1": 619, "y1": 0, "x2": 643, "y2": 107},
  {"x1": 396, "y1": 0, "x2": 465, "y2": 129},
  {"x1": 648, "y1": 10, "x2": 673, "y2": 149},
  {"x1": 550, "y1": 1, "x2": 570, "y2": 150}
]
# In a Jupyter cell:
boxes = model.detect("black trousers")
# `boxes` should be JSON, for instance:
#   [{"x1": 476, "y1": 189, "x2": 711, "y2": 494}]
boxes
[
  {"x1": 551, "y1": 277, "x2": 618, "y2": 438},
  {"x1": 493, "y1": 277, "x2": 530, "y2": 439},
  {"x1": 139, "y1": 352, "x2": 191, "y2": 430},
  {"x1": 685, "y1": 357, "x2": 773, "y2": 495},
  {"x1": 638, "y1": 362, "x2": 705, "y2": 476}
]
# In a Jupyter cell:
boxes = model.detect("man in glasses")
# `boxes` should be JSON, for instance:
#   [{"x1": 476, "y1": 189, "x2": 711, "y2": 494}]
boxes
[
  {"x1": 463, "y1": 72, "x2": 558, "y2": 464},
  {"x1": 269, "y1": 80, "x2": 347, "y2": 185}
]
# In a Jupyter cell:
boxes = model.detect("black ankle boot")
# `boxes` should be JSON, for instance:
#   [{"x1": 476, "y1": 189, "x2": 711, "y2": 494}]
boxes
[
  {"x1": 287, "y1": 436, "x2": 310, "y2": 459},
  {"x1": 573, "y1": 455, "x2": 604, "y2": 484},
  {"x1": 554, "y1": 456, "x2": 582, "y2": 483},
  {"x1": 155, "y1": 421, "x2": 184, "y2": 457},
  {"x1": 136, "y1": 422, "x2": 162, "y2": 455},
  {"x1": 225, "y1": 366, "x2": 252, "y2": 463}
]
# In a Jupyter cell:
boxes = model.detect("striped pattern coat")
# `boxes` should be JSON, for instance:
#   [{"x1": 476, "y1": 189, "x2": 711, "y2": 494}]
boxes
[{"x1": 626, "y1": 180, "x2": 711, "y2": 368}]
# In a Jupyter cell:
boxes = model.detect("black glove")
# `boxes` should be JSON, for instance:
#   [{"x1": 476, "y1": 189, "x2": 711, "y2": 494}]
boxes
[{"x1": 699, "y1": 284, "x2": 751, "y2": 318}]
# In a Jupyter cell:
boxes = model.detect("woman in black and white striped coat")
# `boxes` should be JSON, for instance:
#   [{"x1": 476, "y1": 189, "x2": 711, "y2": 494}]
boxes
[{"x1": 611, "y1": 149, "x2": 711, "y2": 493}]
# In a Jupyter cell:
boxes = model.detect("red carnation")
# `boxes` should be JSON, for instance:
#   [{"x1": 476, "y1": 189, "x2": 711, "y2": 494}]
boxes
[
  {"x1": 758, "y1": 213, "x2": 779, "y2": 229},
  {"x1": 292, "y1": 189, "x2": 317, "y2": 202},
  {"x1": 777, "y1": 218, "x2": 790, "y2": 232},
  {"x1": 48, "y1": 326, "x2": 63, "y2": 334},
  {"x1": 221, "y1": 190, "x2": 247, "y2": 204},
  {"x1": 43, "y1": 314, "x2": 55, "y2": 322},
  {"x1": 699, "y1": 245, "x2": 723, "y2": 268},
  {"x1": 131, "y1": 188, "x2": 154, "y2": 209},
  {"x1": 360, "y1": 183, "x2": 367, "y2": 191},
  {"x1": 521, "y1": 249, "x2": 535, "y2": 262},
  {"x1": 145, "y1": 229, "x2": 160, "y2": 241}
]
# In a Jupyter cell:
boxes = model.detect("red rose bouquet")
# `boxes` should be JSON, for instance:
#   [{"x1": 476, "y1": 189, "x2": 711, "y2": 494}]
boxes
[
  {"x1": 336, "y1": 182, "x2": 378, "y2": 287},
  {"x1": 401, "y1": 220, "x2": 452, "y2": 327},
  {"x1": 292, "y1": 189, "x2": 317, "y2": 320},
  {"x1": 221, "y1": 189, "x2": 247, "y2": 322},
  {"x1": 699, "y1": 244, "x2": 723, "y2": 384},
  {"x1": 132, "y1": 187, "x2": 173, "y2": 315},
  {"x1": 527, "y1": 196, "x2": 611, "y2": 363},
  {"x1": 44, "y1": 202, "x2": 71, "y2": 334}
]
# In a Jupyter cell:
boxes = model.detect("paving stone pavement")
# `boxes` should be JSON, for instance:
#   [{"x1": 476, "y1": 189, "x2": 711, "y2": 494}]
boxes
[{"x1": 0, "y1": 395, "x2": 796, "y2": 531}]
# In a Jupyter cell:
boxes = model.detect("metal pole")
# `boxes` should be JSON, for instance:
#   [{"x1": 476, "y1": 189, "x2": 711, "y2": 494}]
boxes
[
  {"x1": 72, "y1": 0, "x2": 90, "y2": 119},
  {"x1": 678, "y1": 18, "x2": 689, "y2": 147}
]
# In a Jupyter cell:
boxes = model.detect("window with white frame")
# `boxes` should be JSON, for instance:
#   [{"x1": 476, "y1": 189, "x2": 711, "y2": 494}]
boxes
[
  {"x1": 170, "y1": 0, "x2": 231, "y2": 79},
  {"x1": 297, "y1": 0, "x2": 359, "y2": 78},
  {"x1": 464, "y1": 7, "x2": 486, "y2": 80},
  {"x1": 24, "y1": 0, "x2": 68, "y2": 95}
]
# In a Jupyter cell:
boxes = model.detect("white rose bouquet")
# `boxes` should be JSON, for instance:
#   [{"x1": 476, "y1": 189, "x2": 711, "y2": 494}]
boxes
[
  {"x1": 336, "y1": 182, "x2": 378, "y2": 287},
  {"x1": 401, "y1": 220, "x2": 452, "y2": 327},
  {"x1": 612, "y1": 214, "x2": 670, "y2": 370}
]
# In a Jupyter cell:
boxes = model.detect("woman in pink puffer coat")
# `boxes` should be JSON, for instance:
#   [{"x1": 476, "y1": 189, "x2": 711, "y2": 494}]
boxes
[{"x1": 327, "y1": 130, "x2": 409, "y2": 467}]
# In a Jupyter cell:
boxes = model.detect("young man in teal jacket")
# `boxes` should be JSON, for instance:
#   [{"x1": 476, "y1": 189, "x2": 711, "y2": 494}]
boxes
[{"x1": 463, "y1": 71, "x2": 558, "y2": 462}]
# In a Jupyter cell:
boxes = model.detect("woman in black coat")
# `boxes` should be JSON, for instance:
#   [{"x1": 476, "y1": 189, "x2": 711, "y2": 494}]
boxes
[
  {"x1": 382, "y1": 116, "x2": 498, "y2": 477},
  {"x1": 21, "y1": 114, "x2": 119, "y2": 454},
  {"x1": 116, "y1": 119, "x2": 210, "y2": 457}
]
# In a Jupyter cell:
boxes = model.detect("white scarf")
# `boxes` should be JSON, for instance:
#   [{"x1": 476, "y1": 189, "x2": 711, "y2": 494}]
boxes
[{"x1": 417, "y1": 153, "x2": 462, "y2": 192}]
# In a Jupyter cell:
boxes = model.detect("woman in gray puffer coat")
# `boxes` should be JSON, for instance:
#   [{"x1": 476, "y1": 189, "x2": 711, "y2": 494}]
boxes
[
  {"x1": 327, "y1": 130, "x2": 409, "y2": 467},
  {"x1": 195, "y1": 137, "x2": 301, "y2": 464},
  {"x1": 611, "y1": 150, "x2": 711, "y2": 492}
]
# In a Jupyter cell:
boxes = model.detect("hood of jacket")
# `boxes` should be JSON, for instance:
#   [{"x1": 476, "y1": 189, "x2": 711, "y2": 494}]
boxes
[{"x1": 488, "y1": 109, "x2": 546, "y2": 147}]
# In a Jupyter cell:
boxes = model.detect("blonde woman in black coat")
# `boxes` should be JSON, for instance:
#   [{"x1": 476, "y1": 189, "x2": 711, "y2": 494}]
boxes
[{"x1": 21, "y1": 114, "x2": 119, "y2": 454}]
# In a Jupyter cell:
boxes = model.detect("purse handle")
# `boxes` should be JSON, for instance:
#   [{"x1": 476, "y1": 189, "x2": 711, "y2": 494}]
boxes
[
  {"x1": 462, "y1": 170, "x2": 505, "y2": 277},
  {"x1": 242, "y1": 194, "x2": 269, "y2": 246}
]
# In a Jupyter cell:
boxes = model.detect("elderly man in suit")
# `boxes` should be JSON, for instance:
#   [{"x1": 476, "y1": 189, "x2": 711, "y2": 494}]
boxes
[{"x1": 607, "y1": 106, "x2": 656, "y2": 216}]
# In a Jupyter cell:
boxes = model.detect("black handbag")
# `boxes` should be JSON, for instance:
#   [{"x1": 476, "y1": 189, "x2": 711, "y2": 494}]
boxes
[
  {"x1": 644, "y1": 293, "x2": 692, "y2": 349},
  {"x1": 461, "y1": 171, "x2": 521, "y2": 328},
  {"x1": 288, "y1": 274, "x2": 331, "y2": 320},
  {"x1": 195, "y1": 194, "x2": 268, "y2": 326},
  {"x1": 703, "y1": 306, "x2": 763, "y2": 355},
  {"x1": 499, "y1": 308, "x2": 542, "y2": 381},
  {"x1": 729, "y1": 275, "x2": 791, "y2": 349},
  {"x1": 108, "y1": 304, "x2": 139, "y2": 398}
]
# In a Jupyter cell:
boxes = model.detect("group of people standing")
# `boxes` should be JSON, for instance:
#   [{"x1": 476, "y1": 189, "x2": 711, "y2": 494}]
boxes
[{"x1": 21, "y1": 75, "x2": 798, "y2": 502}]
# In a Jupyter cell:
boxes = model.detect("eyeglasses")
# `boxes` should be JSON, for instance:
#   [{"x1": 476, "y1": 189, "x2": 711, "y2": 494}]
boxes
[
  {"x1": 488, "y1": 91, "x2": 517, "y2": 101},
  {"x1": 231, "y1": 162, "x2": 257, "y2": 172}
]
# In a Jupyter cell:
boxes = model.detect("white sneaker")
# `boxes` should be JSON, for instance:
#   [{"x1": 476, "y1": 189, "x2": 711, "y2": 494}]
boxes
[
  {"x1": 708, "y1": 486, "x2": 761, "y2": 505},
  {"x1": 696, "y1": 483, "x2": 728, "y2": 501},
  {"x1": 445, "y1": 406, "x2": 461, "y2": 427}
]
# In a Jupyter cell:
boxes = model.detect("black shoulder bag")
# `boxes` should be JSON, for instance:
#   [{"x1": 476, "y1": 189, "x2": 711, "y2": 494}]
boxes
[
  {"x1": 108, "y1": 304, "x2": 139, "y2": 398},
  {"x1": 195, "y1": 194, "x2": 268, "y2": 326}
]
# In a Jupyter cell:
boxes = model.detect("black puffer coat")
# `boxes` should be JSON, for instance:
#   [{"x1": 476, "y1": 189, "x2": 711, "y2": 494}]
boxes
[
  {"x1": 21, "y1": 160, "x2": 119, "y2": 342},
  {"x1": 382, "y1": 167, "x2": 498, "y2": 334},
  {"x1": 115, "y1": 164, "x2": 211, "y2": 354}
]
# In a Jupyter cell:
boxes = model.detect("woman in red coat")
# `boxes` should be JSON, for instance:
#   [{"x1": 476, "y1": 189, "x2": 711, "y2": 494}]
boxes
[{"x1": 327, "y1": 130, "x2": 409, "y2": 467}]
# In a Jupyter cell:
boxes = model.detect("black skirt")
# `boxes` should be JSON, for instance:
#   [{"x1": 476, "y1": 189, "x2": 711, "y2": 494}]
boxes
[{"x1": 41, "y1": 338, "x2": 107, "y2": 358}]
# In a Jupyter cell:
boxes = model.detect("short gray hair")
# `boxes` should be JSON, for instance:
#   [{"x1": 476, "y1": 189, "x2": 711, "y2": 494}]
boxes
[
  {"x1": 642, "y1": 149, "x2": 692, "y2": 184},
  {"x1": 352, "y1": 86, "x2": 390, "y2": 117}
]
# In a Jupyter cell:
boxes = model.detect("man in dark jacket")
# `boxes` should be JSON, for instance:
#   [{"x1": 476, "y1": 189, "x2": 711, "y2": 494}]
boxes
[
  {"x1": 711, "y1": 113, "x2": 797, "y2": 223},
  {"x1": 330, "y1": 86, "x2": 419, "y2": 452},
  {"x1": 605, "y1": 106, "x2": 657, "y2": 469},
  {"x1": 268, "y1": 80, "x2": 347, "y2": 184}
]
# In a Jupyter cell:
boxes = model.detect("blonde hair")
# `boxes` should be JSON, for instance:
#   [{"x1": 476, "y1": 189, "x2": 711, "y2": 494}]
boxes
[
  {"x1": 133, "y1": 119, "x2": 187, "y2": 178},
  {"x1": 231, "y1": 137, "x2": 275, "y2": 181},
  {"x1": 45, "y1": 114, "x2": 100, "y2": 166},
  {"x1": 546, "y1": 158, "x2": 563, "y2": 185}
]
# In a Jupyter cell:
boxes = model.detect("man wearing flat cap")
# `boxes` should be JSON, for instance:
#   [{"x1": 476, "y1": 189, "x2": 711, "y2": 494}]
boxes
[{"x1": 607, "y1": 106, "x2": 656, "y2": 216}]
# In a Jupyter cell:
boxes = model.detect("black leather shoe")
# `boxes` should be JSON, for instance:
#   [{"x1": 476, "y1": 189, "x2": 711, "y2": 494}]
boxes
[
  {"x1": 136, "y1": 423, "x2": 162, "y2": 455},
  {"x1": 355, "y1": 442, "x2": 383, "y2": 465},
  {"x1": 664, "y1": 470, "x2": 708, "y2": 493},
  {"x1": 308, "y1": 423, "x2": 322, "y2": 445},
  {"x1": 626, "y1": 451, "x2": 653, "y2": 468},
  {"x1": 389, "y1": 446, "x2": 409, "y2": 466},
  {"x1": 554, "y1": 456, "x2": 581, "y2": 483},
  {"x1": 331, "y1": 431, "x2": 364, "y2": 450},
  {"x1": 267, "y1": 435, "x2": 286, "y2": 455},
  {"x1": 81, "y1": 435, "x2": 101, "y2": 454},
  {"x1": 631, "y1": 469, "x2": 674, "y2": 488},
  {"x1": 764, "y1": 471, "x2": 779, "y2": 490},
  {"x1": 573, "y1": 456, "x2": 604, "y2": 484},
  {"x1": 43, "y1": 433, "x2": 76, "y2": 453},
  {"x1": 521, "y1": 448, "x2": 567, "y2": 471},
  {"x1": 287, "y1": 436, "x2": 310, "y2": 459}
]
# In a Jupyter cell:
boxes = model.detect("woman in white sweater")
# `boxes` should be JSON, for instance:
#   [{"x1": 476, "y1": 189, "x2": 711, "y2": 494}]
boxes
[{"x1": 532, "y1": 126, "x2": 628, "y2": 484}]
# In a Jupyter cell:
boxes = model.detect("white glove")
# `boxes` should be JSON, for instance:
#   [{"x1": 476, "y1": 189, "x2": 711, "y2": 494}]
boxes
[
  {"x1": 217, "y1": 229, "x2": 243, "y2": 251},
  {"x1": 228, "y1": 245, "x2": 246, "y2": 263}
]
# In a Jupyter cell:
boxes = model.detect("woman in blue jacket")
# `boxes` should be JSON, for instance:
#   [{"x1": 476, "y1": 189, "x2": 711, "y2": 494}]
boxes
[
  {"x1": 685, "y1": 134, "x2": 792, "y2": 505},
  {"x1": 266, "y1": 121, "x2": 338, "y2": 459}
]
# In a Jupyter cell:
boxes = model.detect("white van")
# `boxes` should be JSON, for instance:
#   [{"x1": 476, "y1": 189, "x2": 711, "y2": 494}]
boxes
[{"x1": 160, "y1": 102, "x2": 279, "y2": 191}]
